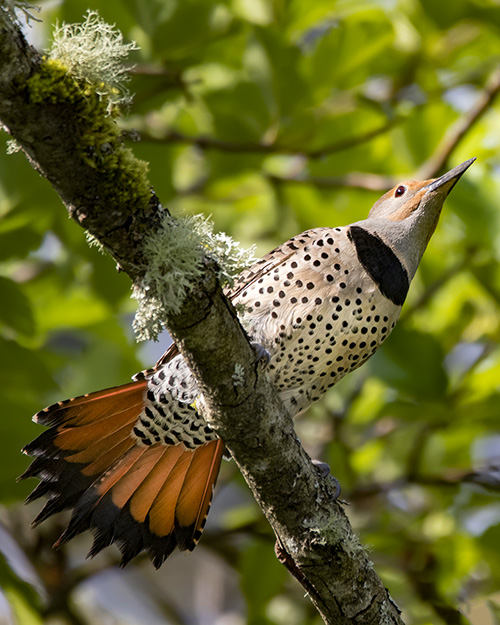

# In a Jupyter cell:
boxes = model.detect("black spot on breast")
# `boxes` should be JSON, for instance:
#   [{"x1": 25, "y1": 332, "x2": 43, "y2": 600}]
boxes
[{"x1": 348, "y1": 226, "x2": 409, "y2": 306}]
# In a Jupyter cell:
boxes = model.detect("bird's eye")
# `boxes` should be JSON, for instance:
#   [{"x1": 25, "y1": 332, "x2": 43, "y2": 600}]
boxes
[{"x1": 394, "y1": 185, "x2": 406, "y2": 197}]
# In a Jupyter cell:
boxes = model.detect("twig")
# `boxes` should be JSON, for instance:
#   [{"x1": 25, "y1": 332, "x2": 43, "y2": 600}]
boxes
[
  {"x1": 404, "y1": 541, "x2": 470, "y2": 625},
  {"x1": 307, "y1": 120, "x2": 400, "y2": 158},
  {"x1": 405, "y1": 423, "x2": 432, "y2": 480},
  {"x1": 136, "y1": 68, "x2": 500, "y2": 194},
  {"x1": 417, "y1": 67, "x2": 500, "y2": 179},
  {"x1": 136, "y1": 119, "x2": 399, "y2": 160},
  {"x1": 267, "y1": 171, "x2": 394, "y2": 191},
  {"x1": 348, "y1": 467, "x2": 500, "y2": 501}
]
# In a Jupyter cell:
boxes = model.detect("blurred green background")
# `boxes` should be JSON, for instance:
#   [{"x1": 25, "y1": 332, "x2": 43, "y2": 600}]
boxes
[{"x1": 1, "y1": 0, "x2": 500, "y2": 623}]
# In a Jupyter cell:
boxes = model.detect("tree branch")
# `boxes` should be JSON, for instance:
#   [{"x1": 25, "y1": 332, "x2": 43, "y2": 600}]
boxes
[
  {"x1": 0, "y1": 6, "x2": 404, "y2": 623},
  {"x1": 267, "y1": 171, "x2": 395, "y2": 191},
  {"x1": 403, "y1": 541, "x2": 470, "y2": 625},
  {"x1": 267, "y1": 69, "x2": 500, "y2": 192},
  {"x1": 416, "y1": 67, "x2": 500, "y2": 179},
  {"x1": 136, "y1": 118, "x2": 399, "y2": 160},
  {"x1": 142, "y1": 68, "x2": 500, "y2": 198}
]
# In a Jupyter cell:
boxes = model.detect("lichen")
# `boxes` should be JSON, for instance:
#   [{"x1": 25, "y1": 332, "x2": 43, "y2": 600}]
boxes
[
  {"x1": 304, "y1": 513, "x2": 370, "y2": 562},
  {"x1": 48, "y1": 10, "x2": 138, "y2": 113},
  {"x1": 1, "y1": 1, "x2": 40, "y2": 25},
  {"x1": 132, "y1": 213, "x2": 257, "y2": 341},
  {"x1": 232, "y1": 364, "x2": 245, "y2": 387},
  {"x1": 6, "y1": 138, "x2": 21, "y2": 154},
  {"x1": 85, "y1": 231, "x2": 105, "y2": 253},
  {"x1": 379, "y1": 598, "x2": 397, "y2": 624}
]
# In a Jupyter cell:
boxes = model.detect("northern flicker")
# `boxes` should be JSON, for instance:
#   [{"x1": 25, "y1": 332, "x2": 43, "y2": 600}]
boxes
[{"x1": 21, "y1": 158, "x2": 474, "y2": 568}]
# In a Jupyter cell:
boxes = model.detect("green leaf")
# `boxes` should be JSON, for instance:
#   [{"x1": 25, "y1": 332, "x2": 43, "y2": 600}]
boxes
[
  {"x1": 0, "y1": 277, "x2": 35, "y2": 337},
  {"x1": 0, "y1": 553, "x2": 43, "y2": 625},
  {"x1": 0, "y1": 338, "x2": 56, "y2": 394},
  {"x1": 370, "y1": 327, "x2": 448, "y2": 400},
  {"x1": 0, "y1": 226, "x2": 42, "y2": 262},
  {"x1": 119, "y1": 0, "x2": 179, "y2": 35},
  {"x1": 240, "y1": 540, "x2": 287, "y2": 625},
  {"x1": 0, "y1": 392, "x2": 42, "y2": 502},
  {"x1": 151, "y1": 2, "x2": 228, "y2": 60}
]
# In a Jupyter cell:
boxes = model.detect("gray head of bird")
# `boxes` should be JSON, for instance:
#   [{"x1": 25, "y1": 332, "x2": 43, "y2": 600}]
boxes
[{"x1": 355, "y1": 158, "x2": 475, "y2": 280}]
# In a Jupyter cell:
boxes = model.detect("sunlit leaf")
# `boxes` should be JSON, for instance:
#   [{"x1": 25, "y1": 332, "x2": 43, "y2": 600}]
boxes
[
  {"x1": 0, "y1": 554, "x2": 43, "y2": 625},
  {"x1": 0, "y1": 277, "x2": 35, "y2": 337}
]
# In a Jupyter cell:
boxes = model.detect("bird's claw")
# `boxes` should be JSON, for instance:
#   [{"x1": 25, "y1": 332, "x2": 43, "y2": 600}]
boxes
[
  {"x1": 312, "y1": 459, "x2": 342, "y2": 500},
  {"x1": 329, "y1": 476, "x2": 342, "y2": 500},
  {"x1": 312, "y1": 459, "x2": 331, "y2": 478},
  {"x1": 251, "y1": 342, "x2": 271, "y2": 368}
]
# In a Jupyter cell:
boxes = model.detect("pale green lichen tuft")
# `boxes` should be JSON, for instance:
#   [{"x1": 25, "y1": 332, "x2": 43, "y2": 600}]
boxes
[
  {"x1": 48, "y1": 10, "x2": 138, "y2": 112},
  {"x1": 85, "y1": 231, "x2": 105, "y2": 253},
  {"x1": 6, "y1": 138, "x2": 21, "y2": 154},
  {"x1": 232, "y1": 364, "x2": 245, "y2": 387},
  {"x1": 206, "y1": 228, "x2": 257, "y2": 288},
  {"x1": 132, "y1": 214, "x2": 257, "y2": 342}
]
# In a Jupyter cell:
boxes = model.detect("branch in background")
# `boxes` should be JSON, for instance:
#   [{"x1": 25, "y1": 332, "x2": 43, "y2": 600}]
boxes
[
  {"x1": 0, "y1": 6, "x2": 404, "y2": 624},
  {"x1": 135, "y1": 66, "x2": 500, "y2": 196},
  {"x1": 307, "y1": 119, "x2": 400, "y2": 158},
  {"x1": 417, "y1": 67, "x2": 500, "y2": 179},
  {"x1": 137, "y1": 119, "x2": 399, "y2": 160},
  {"x1": 348, "y1": 466, "x2": 500, "y2": 501},
  {"x1": 405, "y1": 423, "x2": 432, "y2": 480},
  {"x1": 270, "y1": 63, "x2": 500, "y2": 193},
  {"x1": 403, "y1": 542, "x2": 470, "y2": 625},
  {"x1": 2, "y1": 510, "x2": 89, "y2": 625},
  {"x1": 267, "y1": 171, "x2": 395, "y2": 191},
  {"x1": 268, "y1": 63, "x2": 499, "y2": 188}
]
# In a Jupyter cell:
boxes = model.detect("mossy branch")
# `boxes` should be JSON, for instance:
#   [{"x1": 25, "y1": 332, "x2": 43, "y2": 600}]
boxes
[
  {"x1": 0, "y1": 6, "x2": 405, "y2": 624},
  {"x1": 0, "y1": 6, "x2": 156, "y2": 277}
]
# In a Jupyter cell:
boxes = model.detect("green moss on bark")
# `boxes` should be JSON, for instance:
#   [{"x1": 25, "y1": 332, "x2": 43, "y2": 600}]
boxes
[{"x1": 22, "y1": 57, "x2": 151, "y2": 216}]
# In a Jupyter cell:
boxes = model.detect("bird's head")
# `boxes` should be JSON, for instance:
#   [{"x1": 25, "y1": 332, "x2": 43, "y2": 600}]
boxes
[{"x1": 358, "y1": 158, "x2": 475, "y2": 279}]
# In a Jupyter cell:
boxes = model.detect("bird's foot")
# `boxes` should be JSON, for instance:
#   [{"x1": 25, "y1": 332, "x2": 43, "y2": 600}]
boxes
[
  {"x1": 312, "y1": 459, "x2": 342, "y2": 500},
  {"x1": 251, "y1": 342, "x2": 271, "y2": 368},
  {"x1": 312, "y1": 459, "x2": 330, "y2": 478}
]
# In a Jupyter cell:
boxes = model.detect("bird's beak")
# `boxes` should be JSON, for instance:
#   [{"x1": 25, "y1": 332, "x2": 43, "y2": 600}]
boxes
[{"x1": 425, "y1": 158, "x2": 476, "y2": 195}]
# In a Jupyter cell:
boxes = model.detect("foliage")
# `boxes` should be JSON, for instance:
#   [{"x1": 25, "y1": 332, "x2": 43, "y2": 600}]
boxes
[{"x1": 1, "y1": 0, "x2": 500, "y2": 623}]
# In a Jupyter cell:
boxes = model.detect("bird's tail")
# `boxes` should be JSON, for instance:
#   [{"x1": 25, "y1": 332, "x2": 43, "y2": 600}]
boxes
[{"x1": 20, "y1": 380, "x2": 224, "y2": 568}]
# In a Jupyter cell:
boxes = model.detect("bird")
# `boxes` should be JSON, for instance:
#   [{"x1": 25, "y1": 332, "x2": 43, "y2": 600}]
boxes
[{"x1": 21, "y1": 158, "x2": 475, "y2": 568}]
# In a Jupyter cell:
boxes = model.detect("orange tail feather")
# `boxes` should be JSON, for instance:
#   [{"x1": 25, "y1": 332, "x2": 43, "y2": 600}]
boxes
[{"x1": 21, "y1": 380, "x2": 224, "y2": 567}]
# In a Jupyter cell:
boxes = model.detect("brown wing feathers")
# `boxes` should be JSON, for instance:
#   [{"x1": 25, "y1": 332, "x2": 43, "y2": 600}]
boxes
[{"x1": 20, "y1": 381, "x2": 224, "y2": 567}]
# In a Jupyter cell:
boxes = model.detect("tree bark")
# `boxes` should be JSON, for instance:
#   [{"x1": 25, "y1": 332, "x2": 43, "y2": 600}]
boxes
[{"x1": 0, "y1": 5, "x2": 404, "y2": 623}]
